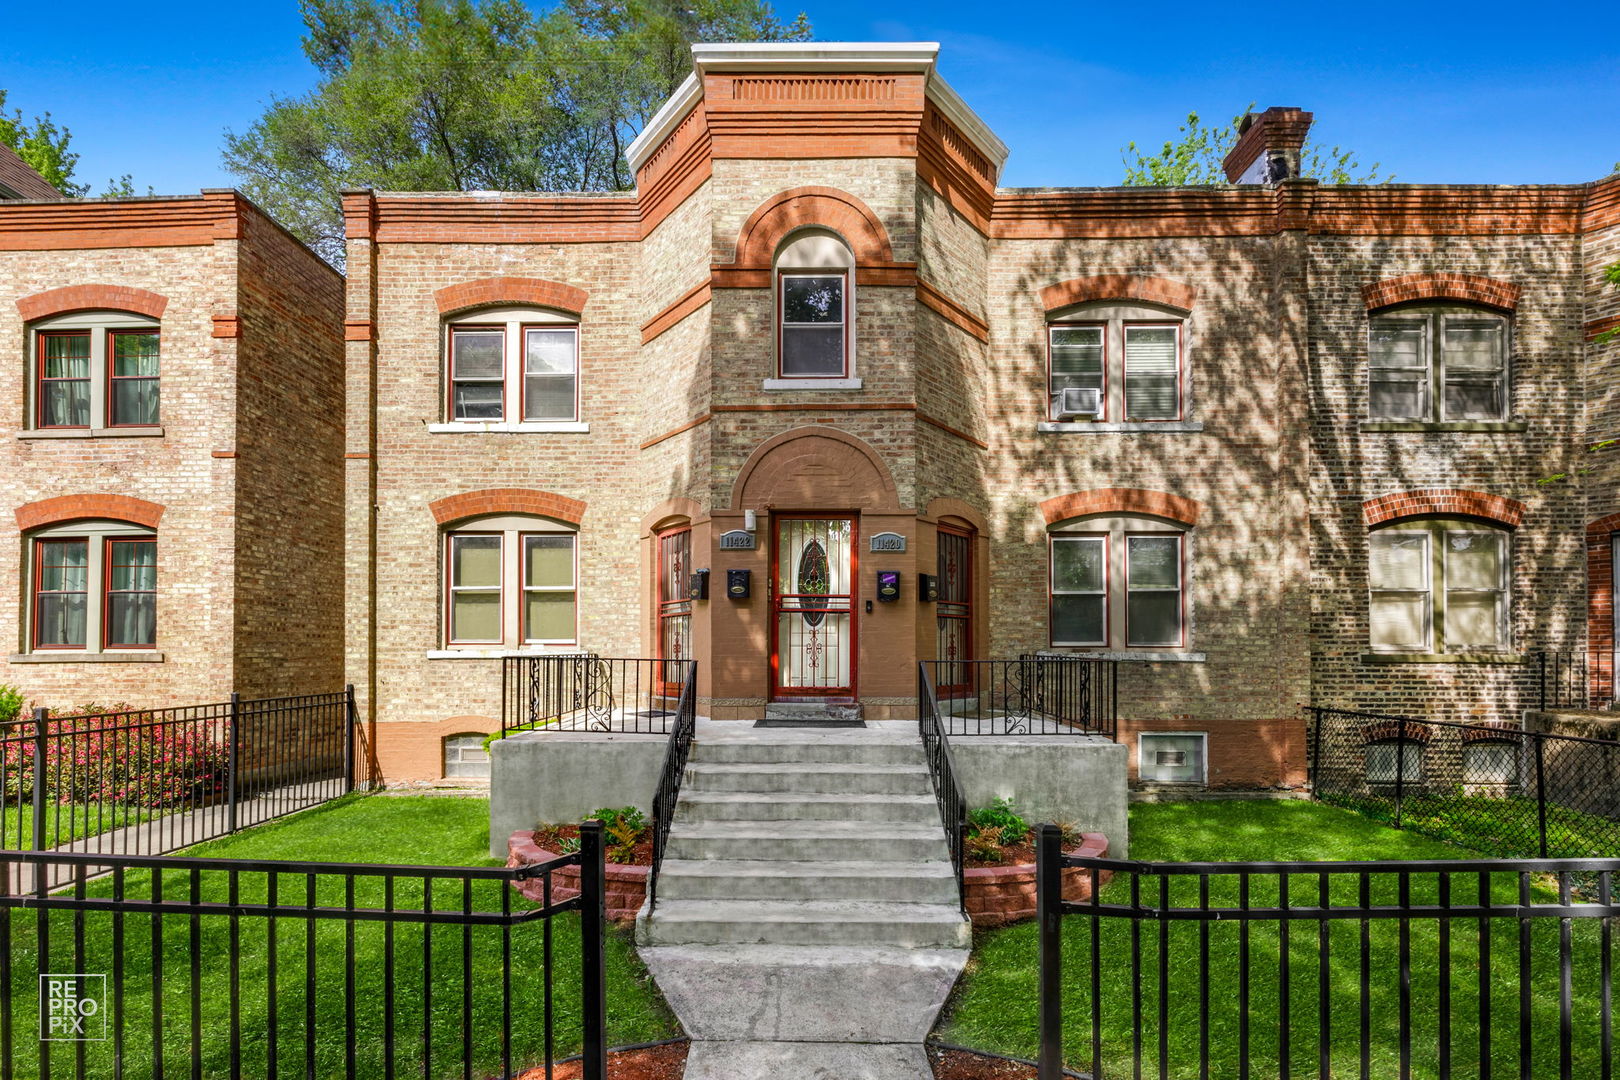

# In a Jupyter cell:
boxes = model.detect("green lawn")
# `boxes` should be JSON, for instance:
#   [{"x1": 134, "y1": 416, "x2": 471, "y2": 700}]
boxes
[
  {"x1": 0, "y1": 800, "x2": 156, "y2": 850},
  {"x1": 1323, "y1": 789, "x2": 1620, "y2": 860},
  {"x1": 3, "y1": 794, "x2": 678, "y2": 1079},
  {"x1": 938, "y1": 800, "x2": 1614, "y2": 1080}
]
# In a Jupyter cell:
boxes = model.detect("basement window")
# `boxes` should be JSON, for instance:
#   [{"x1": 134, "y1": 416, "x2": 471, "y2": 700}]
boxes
[
  {"x1": 443, "y1": 734, "x2": 491, "y2": 779},
  {"x1": 1138, "y1": 732, "x2": 1206, "y2": 784}
]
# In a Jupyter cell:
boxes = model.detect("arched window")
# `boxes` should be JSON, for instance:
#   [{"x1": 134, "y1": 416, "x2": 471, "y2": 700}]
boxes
[
  {"x1": 27, "y1": 520, "x2": 157, "y2": 652},
  {"x1": 30, "y1": 311, "x2": 160, "y2": 430},
  {"x1": 444, "y1": 514, "x2": 578, "y2": 647},
  {"x1": 1050, "y1": 515, "x2": 1189, "y2": 649},
  {"x1": 774, "y1": 229, "x2": 854, "y2": 382},
  {"x1": 1368, "y1": 518, "x2": 1510, "y2": 654},
  {"x1": 444, "y1": 306, "x2": 579, "y2": 425},
  {"x1": 1368, "y1": 304, "x2": 1510, "y2": 422},
  {"x1": 1048, "y1": 302, "x2": 1185, "y2": 422}
]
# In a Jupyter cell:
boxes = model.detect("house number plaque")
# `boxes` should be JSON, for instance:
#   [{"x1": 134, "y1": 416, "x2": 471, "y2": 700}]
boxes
[
  {"x1": 869, "y1": 532, "x2": 906, "y2": 553},
  {"x1": 719, "y1": 530, "x2": 756, "y2": 550}
]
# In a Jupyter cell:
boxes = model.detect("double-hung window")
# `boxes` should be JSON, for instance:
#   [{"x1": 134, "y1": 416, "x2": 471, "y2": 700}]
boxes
[
  {"x1": 32, "y1": 313, "x2": 160, "y2": 430},
  {"x1": 1368, "y1": 306, "x2": 1509, "y2": 422},
  {"x1": 444, "y1": 516, "x2": 578, "y2": 648},
  {"x1": 1047, "y1": 305, "x2": 1185, "y2": 422},
  {"x1": 445, "y1": 308, "x2": 579, "y2": 424},
  {"x1": 1050, "y1": 518, "x2": 1188, "y2": 649},
  {"x1": 29, "y1": 525, "x2": 157, "y2": 652},
  {"x1": 779, "y1": 273, "x2": 847, "y2": 378},
  {"x1": 1368, "y1": 521, "x2": 1509, "y2": 653}
]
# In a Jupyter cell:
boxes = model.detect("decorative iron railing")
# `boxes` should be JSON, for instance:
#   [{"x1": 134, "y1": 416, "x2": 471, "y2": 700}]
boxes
[
  {"x1": 501, "y1": 656, "x2": 694, "y2": 735},
  {"x1": 649, "y1": 670, "x2": 700, "y2": 908},
  {"x1": 918, "y1": 663, "x2": 968, "y2": 911},
  {"x1": 924, "y1": 656, "x2": 1118, "y2": 738}
]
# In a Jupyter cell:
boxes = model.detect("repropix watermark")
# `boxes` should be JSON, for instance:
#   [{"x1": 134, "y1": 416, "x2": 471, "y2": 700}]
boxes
[{"x1": 40, "y1": 974, "x2": 106, "y2": 1041}]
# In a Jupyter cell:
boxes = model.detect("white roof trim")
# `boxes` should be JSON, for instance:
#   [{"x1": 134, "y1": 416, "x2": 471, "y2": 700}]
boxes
[
  {"x1": 926, "y1": 73, "x2": 1009, "y2": 178},
  {"x1": 625, "y1": 73, "x2": 703, "y2": 174}
]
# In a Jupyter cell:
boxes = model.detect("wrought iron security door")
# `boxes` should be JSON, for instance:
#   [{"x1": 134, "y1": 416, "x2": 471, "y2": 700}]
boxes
[
  {"x1": 657, "y1": 527, "x2": 692, "y2": 695},
  {"x1": 772, "y1": 516, "x2": 856, "y2": 697},
  {"x1": 936, "y1": 527, "x2": 973, "y2": 695}
]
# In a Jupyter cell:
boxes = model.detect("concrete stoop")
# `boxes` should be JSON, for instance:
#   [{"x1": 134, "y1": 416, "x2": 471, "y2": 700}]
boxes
[{"x1": 635, "y1": 719, "x2": 970, "y2": 1080}]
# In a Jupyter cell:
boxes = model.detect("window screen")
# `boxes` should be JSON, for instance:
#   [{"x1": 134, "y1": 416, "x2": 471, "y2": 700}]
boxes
[{"x1": 1123, "y1": 326, "x2": 1179, "y2": 420}]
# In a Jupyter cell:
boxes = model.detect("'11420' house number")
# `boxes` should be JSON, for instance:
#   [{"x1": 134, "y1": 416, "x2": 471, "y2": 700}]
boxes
[{"x1": 869, "y1": 532, "x2": 906, "y2": 553}]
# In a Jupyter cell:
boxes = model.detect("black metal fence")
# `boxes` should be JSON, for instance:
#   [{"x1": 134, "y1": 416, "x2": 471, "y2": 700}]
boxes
[
  {"x1": 924, "y1": 656, "x2": 1118, "y2": 738},
  {"x1": 1307, "y1": 706, "x2": 1620, "y2": 860},
  {"x1": 502, "y1": 655, "x2": 696, "y2": 735},
  {"x1": 1034, "y1": 825, "x2": 1620, "y2": 1080},
  {"x1": 0, "y1": 822, "x2": 608, "y2": 1080},
  {"x1": 918, "y1": 663, "x2": 968, "y2": 909},
  {"x1": 1540, "y1": 650, "x2": 1591, "y2": 711},
  {"x1": 1, "y1": 689, "x2": 366, "y2": 862},
  {"x1": 649, "y1": 672, "x2": 699, "y2": 907}
]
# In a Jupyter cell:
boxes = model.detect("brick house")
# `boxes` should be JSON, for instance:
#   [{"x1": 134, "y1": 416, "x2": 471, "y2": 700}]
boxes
[
  {"x1": 5, "y1": 43, "x2": 1617, "y2": 791},
  {"x1": 1, "y1": 190, "x2": 345, "y2": 705}
]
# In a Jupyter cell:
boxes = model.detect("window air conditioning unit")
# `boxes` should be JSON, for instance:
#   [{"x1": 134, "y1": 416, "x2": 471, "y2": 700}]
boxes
[
  {"x1": 1055, "y1": 387, "x2": 1102, "y2": 419},
  {"x1": 1138, "y1": 732, "x2": 1207, "y2": 785}
]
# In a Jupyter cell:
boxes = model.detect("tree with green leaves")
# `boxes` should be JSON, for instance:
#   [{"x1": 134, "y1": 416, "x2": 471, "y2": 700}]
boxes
[
  {"x1": 224, "y1": 0, "x2": 810, "y2": 264},
  {"x1": 1121, "y1": 107, "x2": 1390, "y2": 186},
  {"x1": 1, "y1": 89, "x2": 148, "y2": 198}
]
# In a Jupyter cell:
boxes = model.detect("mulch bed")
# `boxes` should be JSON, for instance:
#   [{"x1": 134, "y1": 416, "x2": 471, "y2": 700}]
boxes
[
  {"x1": 532, "y1": 822, "x2": 653, "y2": 866},
  {"x1": 518, "y1": 1040, "x2": 688, "y2": 1080},
  {"x1": 929, "y1": 1044, "x2": 1048, "y2": 1079},
  {"x1": 964, "y1": 835, "x2": 1035, "y2": 868}
]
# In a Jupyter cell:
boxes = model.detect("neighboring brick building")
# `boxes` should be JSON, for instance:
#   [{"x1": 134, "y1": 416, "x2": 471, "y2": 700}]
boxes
[
  {"x1": 0, "y1": 145, "x2": 61, "y2": 201},
  {"x1": 1, "y1": 191, "x2": 345, "y2": 706}
]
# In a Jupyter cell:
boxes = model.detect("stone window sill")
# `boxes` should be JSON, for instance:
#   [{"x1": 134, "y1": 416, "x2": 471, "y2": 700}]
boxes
[
  {"x1": 17, "y1": 426, "x2": 164, "y2": 440},
  {"x1": 1360, "y1": 421, "x2": 1528, "y2": 433},
  {"x1": 10, "y1": 651, "x2": 165, "y2": 664},
  {"x1": 1037, "y1": 421, "x2": 1205, "y2": 434},
  {"x1": 1038, "y1": 649, "x2": 1207, "y2": 662},
  {"x1": 426, "y1": 648, "x2": 582, "y2": 659},
  {"x1": 1361, "y1": 652, "x2": 1526, "y2": 665},
  {"x1": 762, "y1": 377, "x2": 863, "y2": 391},
  {"x1": 426, "y1": 421, "x2": 588, "y2": 434}
]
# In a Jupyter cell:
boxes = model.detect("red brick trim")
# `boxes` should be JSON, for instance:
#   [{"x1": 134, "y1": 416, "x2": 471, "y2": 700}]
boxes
[
  {"x1": 916, "y1": 280, "x2": 990, "y2": 341},
  {"x1": 211, "y1": 315, "x2": 240, "y2": 339},
  {"x1": 1361, "y1": 273, "x2": 1521, "y2": 313},
  {"x1": 641, "y1": 280, "x2": 711, "y2": 344},
  {"x1": 1460, "y1": 721, "x2": 1525, "y2": 744},
  {"x1": 428, "y1": 488, "x2": 585, "y2": 527},
  {"x1": 732, "y1": 186, "x2": 895, "y2": 269},
  {"x1": 1040, "y1": 488, "x2": 1202, "y2": 527},
  {"x1": 433, "y1": 277, "x2": 588, "y2": 318},
  {"x1": 1586, "y1": 514, "x2": 1620, "y2": 706},
  {"x1": 1040, "y1": 275, "x2": 1198, "y2": 314},
  {"x1": 344, "y1": 320, "x2": 374, "y2": 341},
  {"x1": 16, "y1": 494, "x2": 165, "y2": 532},
  {"x1": 1361, "y1": 489, "x2": 1525, "y2": 528},
  {"x1": 16, "y1": 284, "x2": 168, "y2": 322},
  {"x1": 1361, "y1": 720, "x2": 1433, "y2": 744},
  {"x1": 1587, "y1": 315, "x2": 1620, "y2": 342}
]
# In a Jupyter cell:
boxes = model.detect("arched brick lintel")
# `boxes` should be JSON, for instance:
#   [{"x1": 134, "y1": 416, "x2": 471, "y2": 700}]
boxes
[
  {"x1": 1040, "y1": 275, "x2": 1197, "y2": 314},
  {"x1": 433, "y1": 277, "x2": 588, "y2": 317},
  {"x1": 1361, "y1": 272, "x2": 1521, "y2": 313},
  {"x1": 17, "y1": 285, "x2": 168, "y2": 322},
  {"x1": 1040, "y1": 488, "x2": 1202, "y2": 528},
  {"x1": 1361, "y1": 720, "x2": 1433, "y2": 745},
  {"x1": 733, "y1": 186, "x2": 895, "y2": 269},
  {"x1": 16, "y1": 494, "x2": 165, "y2": 532},
  {"x1": 429, "y1": 488, "x2": 586, "y2": 527},
  {"x1": 1362, "y1": 489, "x2": 1525, "y2": 528}
]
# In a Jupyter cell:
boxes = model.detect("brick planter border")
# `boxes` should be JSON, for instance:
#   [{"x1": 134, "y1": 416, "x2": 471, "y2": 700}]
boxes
[
  {"x1": 507, "y1": 831, "x2": 648, "y2": 923},
  {"x1": 964, "y1": 832, "x2": 1110, "y2": 927}
]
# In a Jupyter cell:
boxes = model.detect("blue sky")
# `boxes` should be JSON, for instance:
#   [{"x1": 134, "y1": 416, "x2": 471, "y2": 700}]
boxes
[{"x1": 1, "y1": 0, "x2": 1615, "y2": 196}]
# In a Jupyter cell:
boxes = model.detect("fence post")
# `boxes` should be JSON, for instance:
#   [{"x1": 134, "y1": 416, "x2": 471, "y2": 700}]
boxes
[
  {"x1": 1394, "y1": 717, "x2": 1406, "y2": 830},
  {"x1": 227, "y1": 692, "x2": 241, "y2": 834},
  {"x1": 1309, "y1": 708, "x2": 1322, "y2": 794},
  {"x1": 30, "y1": 707, "x2": 47, "y2": 852},
  {"x1": 1539, "y1": 651, "x2": 1548, "y2": 713},
  {"x1": 1036, "y1": 822, "x2": 1064, "y2": 1080},
  {"x1": 578, "y1": 819, "x2": 608, "y2": 1080},
  {"x1": 1535, "y1": 734, "x2": 1549, "y2": 859},
  {"x1": 343, "y1": 684, "x2": 356, "y2": 793}
]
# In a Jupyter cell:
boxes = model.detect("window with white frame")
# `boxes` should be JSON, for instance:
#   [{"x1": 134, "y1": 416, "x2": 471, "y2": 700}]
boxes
[
  {"x1": 445, "y1": 307, "x2": 578, "y2": 423},
  {"x1": 1048, "y1": 303, "x2": 1184, "y2": 422},
  {"x1": 1368, "y1": 305, "x2": 1510, "y2": 422},
  {"x1": 445, "y1": 515, "x2": 577, "y2": 647},
  {"x1": 1368, "y1": 520, "x2": 1510, "y2": 654},
  {"x1": 1050, "y1": 516, "x2": 1188, "y2": 649},
  {"x1": 30, "y1": 312, "x2": 160, "y2": 429},
  {"x1": 775, "y1": 229, "x2": 854, "y2": 380},
  {"x1": 27, "y1": 521, "x2": 157, "y2": 652}
]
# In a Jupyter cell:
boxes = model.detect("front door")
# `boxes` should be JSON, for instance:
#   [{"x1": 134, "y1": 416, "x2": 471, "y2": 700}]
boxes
[
  {"x1": 936, "y1": 526, "x2": 973, "y2": 695},
  {"x1": 772, "y1": 515, "x2": 857, "y2": 698}
]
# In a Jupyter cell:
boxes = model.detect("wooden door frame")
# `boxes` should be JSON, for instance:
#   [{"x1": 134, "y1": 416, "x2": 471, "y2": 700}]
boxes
[{"x1": 769, "y1": 512, "x2": 859, "y2": 700}]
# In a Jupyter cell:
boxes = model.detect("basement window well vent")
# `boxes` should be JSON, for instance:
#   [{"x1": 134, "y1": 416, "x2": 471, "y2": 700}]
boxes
[
  {"x1": 444, "y1": 734, "x2": 491, "y2": 779},
  {"x1": 1138, "y1": 732, "x2": 1206, "y2": 784}
]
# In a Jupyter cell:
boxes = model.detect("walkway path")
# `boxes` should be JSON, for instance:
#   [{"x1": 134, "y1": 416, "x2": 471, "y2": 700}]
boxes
[{"x1": 637, "y1": 719, "x2": 969, "y2": 1079}]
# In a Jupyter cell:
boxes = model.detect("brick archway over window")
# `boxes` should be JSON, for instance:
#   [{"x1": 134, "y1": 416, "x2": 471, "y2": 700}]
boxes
[
  {"x1": 433, "y1": 277, "x2": 589, "y2": 318},
  {"x1": 1361, "y1": 489, "x2": 1525, "y2": 528},
  {"x1": 730, "y1": 427, "x2": 901, "y2": 512},
  {"x1": 732, "y1": 186, "x2": 895, "y2": 269},
  {"x1": 16, "y1": 494, "x2": 165, "y2": 532},
  {"x1": 1039, "y1": 488, "x2": 1202, "y2": 527},
  {"x1": 16, "y1": 284, "x2": 168, "y2": 322},
  {"x1": 429, "y1": 488, "x2": 586, "y2": 527},
  {"x1": 1039, "y1": 275, "x2": 1197, "y2": 314},
  {"x1": 1586, "y1": 512, "x2": 1620, "y2": 707},
  {"x1": 1361, "y1": 273, "x2": 1521, "y2": 313}
]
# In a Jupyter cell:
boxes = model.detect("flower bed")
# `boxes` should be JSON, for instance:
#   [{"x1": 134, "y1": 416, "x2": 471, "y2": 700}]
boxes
[
  {"x1": 506, "y1": 830, "x2": 649, "y2": 922},
  {"x1": 963, "y1": 832, "x2": 1109, "y2": 927}
]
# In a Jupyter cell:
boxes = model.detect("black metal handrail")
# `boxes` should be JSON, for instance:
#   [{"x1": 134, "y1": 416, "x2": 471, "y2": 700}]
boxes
[
  {"x1": 919, "y1": 662, "x2": 968, "y2": 911},
  {"x1": 925, "y1": 656, "x2": 1119, "y2": 738},
  {"x1": 1034, "y1": 824, "x2": 1620, "y2": 1080},
  {"x1": 1537, "y1": 649, "x2": 1591, "y2": 711},
  {"x1": 649, "y1": 663, "x2": 699, "y2": 908}
]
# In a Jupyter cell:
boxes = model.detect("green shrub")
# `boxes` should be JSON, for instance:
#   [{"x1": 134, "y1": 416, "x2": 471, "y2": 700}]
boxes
[
  {"x1": 968, "y1": 796, "x2": 1028, "y2": 845},
  {"x1": 587, "y1": 806, "x2": 648, "y2": 864},
  {"x1": 0, "y1": 684, "x2": 23, "y2": 727}
]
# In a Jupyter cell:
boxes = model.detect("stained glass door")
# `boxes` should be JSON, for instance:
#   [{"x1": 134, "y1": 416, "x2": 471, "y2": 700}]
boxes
[
  {"x1": 936, "y1": 527, "x2": 973, "y2": 695},
  {"x1": 772, "y1": 516, "x2": 856, "y2": 697}
]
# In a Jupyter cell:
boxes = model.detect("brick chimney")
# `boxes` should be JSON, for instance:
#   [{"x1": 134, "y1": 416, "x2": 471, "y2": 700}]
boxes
[{"x1": 1222, "y1": 107, "x2": 1314, "y2": 183}]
